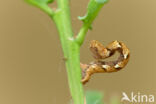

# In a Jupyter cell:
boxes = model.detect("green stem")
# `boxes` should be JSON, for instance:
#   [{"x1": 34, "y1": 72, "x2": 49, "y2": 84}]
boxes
[
  {"x1": 37, "y1": 4, "x2": 54, "y2": 16},
  {"x1": 76, "y1": 24, "x2": 90, "y2": 46},
  {"x1": 26, "y1": 0, "x2": 108, "y2": 103},
  {"x1": 51, "y1": 0, "x2": 84, "y2": 104},
  {"x1": 25, "y1": 0, "x2": 55, "y2": 16},
  {"x1": 76, "y1": 0, "x2": 108, "y2": 46}
]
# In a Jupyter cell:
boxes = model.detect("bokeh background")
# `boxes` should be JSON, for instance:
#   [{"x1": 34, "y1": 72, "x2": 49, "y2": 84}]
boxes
[{"x1": 0, "y1": 0, "x2": 156, "y2": 104}]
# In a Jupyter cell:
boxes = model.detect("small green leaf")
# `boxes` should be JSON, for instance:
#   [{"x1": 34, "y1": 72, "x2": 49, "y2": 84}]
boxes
[
  {"x1": 86, "y1": 91, "x2": 104, "y2": 104},
  {"x1": 78, "y1": 0, "x2": 108, "y2": 29}
]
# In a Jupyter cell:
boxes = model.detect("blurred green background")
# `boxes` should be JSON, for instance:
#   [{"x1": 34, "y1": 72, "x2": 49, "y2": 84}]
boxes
[{"x1": 0, "y1": 0, "x2": 155, "y2": 104}]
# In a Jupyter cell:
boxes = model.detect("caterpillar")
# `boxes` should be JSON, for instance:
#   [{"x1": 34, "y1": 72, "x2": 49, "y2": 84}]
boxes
[{"x1": 81, "y1": 40, "x2": 130, "y2": 84}]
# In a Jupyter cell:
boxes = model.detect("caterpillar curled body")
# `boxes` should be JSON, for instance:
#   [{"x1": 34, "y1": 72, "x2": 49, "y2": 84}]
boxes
[{"x1": 81, "y1": 40, "x2": 130, "y2": 84}]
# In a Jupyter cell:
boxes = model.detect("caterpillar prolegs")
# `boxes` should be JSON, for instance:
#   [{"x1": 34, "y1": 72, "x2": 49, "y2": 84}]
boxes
[{"x1": 81, "y1": 40, "x2": 130, "y2": 84}]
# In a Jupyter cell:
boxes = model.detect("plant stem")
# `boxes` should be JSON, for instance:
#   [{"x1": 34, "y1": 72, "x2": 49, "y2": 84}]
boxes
[
  {"x1": 76, "y1": 0, "x2": 108, "y2": 46},
  {"x1": 76, "y1": 24, "x2": 90, "y2": 46},
  {"x1": 25, "y1": 0, "x2": 55, "y2": 16},
  {"x1": 26, "y1": 0, "x2": 109, "y2": 103},
  {"x1": 51, "y1": 0, "x2": 84, "y2": 104}
]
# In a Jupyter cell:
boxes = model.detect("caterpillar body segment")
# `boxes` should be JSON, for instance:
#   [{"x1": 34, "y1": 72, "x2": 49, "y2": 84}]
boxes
[{"x1": 81, "y1": 40, "x2": 130, "y2": 84}]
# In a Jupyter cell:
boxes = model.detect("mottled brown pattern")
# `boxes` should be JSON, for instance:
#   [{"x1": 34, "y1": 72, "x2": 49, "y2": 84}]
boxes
[{"x1": 81, "y1": 40, "x2": 130, "y2": 84}]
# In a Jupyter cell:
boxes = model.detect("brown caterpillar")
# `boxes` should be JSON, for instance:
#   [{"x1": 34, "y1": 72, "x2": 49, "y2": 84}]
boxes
[{"x1": 81, "y1": 40, "x2": 130, "y2": 84}]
